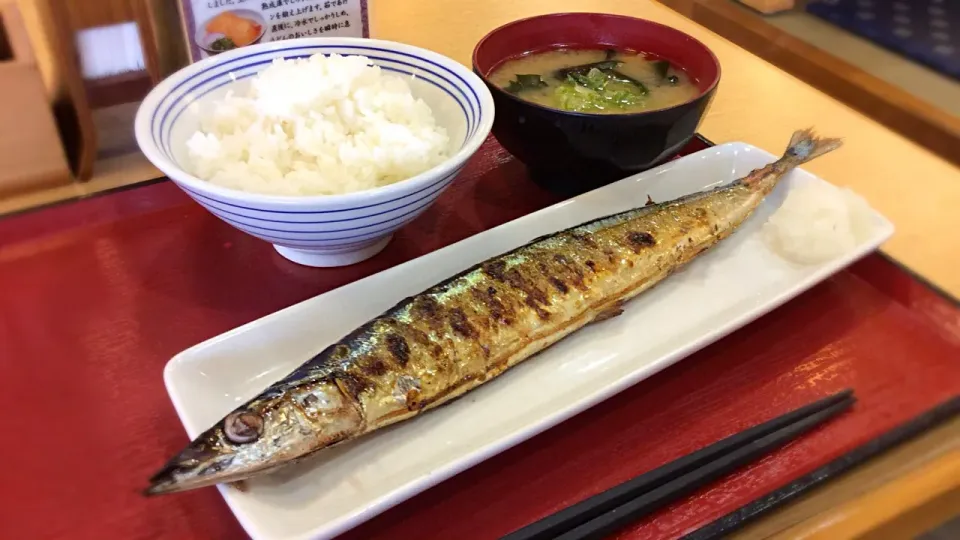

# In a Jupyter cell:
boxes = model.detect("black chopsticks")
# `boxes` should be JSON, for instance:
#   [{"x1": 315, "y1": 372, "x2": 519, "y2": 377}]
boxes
[{"x1": 502, "y1": 389, "x2": 856, "y2": 540}]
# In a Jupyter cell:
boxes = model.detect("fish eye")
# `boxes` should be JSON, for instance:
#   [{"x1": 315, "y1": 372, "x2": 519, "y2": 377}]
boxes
[{"x1": 224, "y1": 410, "x2": 263, "y2": 444}]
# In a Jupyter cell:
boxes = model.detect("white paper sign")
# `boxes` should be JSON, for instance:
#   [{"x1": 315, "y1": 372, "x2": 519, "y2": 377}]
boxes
[{"x1": 180, "y1": 0, "x2": 369, "y2": 62}]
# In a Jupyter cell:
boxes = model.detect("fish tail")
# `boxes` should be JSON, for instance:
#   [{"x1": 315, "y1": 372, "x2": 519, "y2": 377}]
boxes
[
  {"x1": 782, "y1": 128, "x2": 843, "y2": 166},
  {"x1": 743, "y1": 128, "x2": 842, "y2": 189}
]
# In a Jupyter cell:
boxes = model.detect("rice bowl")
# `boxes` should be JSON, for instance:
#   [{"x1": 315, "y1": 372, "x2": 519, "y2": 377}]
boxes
[{"x1": 135, "y1": 38, "x2": 494, "y2": 268}]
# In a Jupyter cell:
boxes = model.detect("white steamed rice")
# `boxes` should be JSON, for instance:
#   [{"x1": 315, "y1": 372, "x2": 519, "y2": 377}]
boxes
[
  {"x1": 185, "y1": 53, "x2": 451, "y2": 196},
  {"x1": 761, "y1": 180, "x2": 876, "y2": 265}
]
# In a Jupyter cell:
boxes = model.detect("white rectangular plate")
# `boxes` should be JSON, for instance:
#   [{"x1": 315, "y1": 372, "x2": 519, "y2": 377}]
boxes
[{"x1": 165, "y1": 142, "x2": 894, "y2": 540}]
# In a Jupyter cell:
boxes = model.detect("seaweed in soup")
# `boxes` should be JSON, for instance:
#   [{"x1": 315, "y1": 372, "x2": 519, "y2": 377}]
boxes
[{"x1": 490, "y1": 48, "x2": 699, "y2": 114}]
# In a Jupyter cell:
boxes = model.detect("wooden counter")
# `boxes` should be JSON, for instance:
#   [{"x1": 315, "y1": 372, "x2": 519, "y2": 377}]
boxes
[{"x1": 368, "y1": 0, "x2": 960, "y2": 300}]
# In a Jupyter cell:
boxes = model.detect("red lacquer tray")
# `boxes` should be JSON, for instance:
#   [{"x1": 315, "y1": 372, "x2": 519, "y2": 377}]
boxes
[{"x1": 0, "y1": 137, "x2": 958, "y2": 540}]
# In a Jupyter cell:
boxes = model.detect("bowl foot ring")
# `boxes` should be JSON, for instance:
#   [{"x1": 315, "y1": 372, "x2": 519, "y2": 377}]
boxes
[{"x1": 274, "y1": 235, "x2": 393, "y2": 267}]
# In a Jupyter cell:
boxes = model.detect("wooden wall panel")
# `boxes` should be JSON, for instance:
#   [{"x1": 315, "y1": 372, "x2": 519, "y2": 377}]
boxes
[
  {"x1": 64, "y1": 0, "x2": 134, "y2": 29},
  {"x1": 16, "y1": 0, "x2": 60, "y2": 98},
  {"x1": 0, "y1": 1, "x2": 72, "y2": 195}
]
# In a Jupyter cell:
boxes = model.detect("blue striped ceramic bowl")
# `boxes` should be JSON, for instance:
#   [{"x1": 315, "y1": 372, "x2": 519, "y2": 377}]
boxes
[{"x1": 135, "y1": 38, "x2": 494, "y2": 267}]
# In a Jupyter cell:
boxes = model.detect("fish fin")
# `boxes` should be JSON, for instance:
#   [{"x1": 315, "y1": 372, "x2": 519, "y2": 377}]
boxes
[
  {"x1": 228, "y1": 480, "x2": 249, "y2": 493},
  {"x1": 783, "y1": 128, "x2": 843, "y2": 165},
  {"x1": 593, "y1": 301, "x2": 625, "y2": 323}
]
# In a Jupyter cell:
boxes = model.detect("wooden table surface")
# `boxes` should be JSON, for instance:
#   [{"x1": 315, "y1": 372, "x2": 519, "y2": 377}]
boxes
[{"x1": 368, "y1": 0, "x2": 960, "y2": 300}]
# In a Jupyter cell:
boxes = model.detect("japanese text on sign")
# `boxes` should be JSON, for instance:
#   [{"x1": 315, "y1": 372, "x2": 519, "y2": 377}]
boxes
[{"x1": 181, "y1": 0, "x2": 368, "y2": 62}]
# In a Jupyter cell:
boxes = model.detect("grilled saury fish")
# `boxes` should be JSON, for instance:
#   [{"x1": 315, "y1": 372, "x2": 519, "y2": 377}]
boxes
[{"x1": 146, "y1": 129, "x2": 841, "y2": 495}]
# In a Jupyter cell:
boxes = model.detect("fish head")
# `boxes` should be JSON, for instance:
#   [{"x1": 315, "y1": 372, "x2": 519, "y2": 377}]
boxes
[{"x1": 145, "y1": 380, "x2": 362, "y2": 495}]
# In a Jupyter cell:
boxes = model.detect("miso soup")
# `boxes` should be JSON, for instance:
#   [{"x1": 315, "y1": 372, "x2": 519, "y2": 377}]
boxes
[{"x1": 489, "y1": 48, "x2": 700, "y2": 114}]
